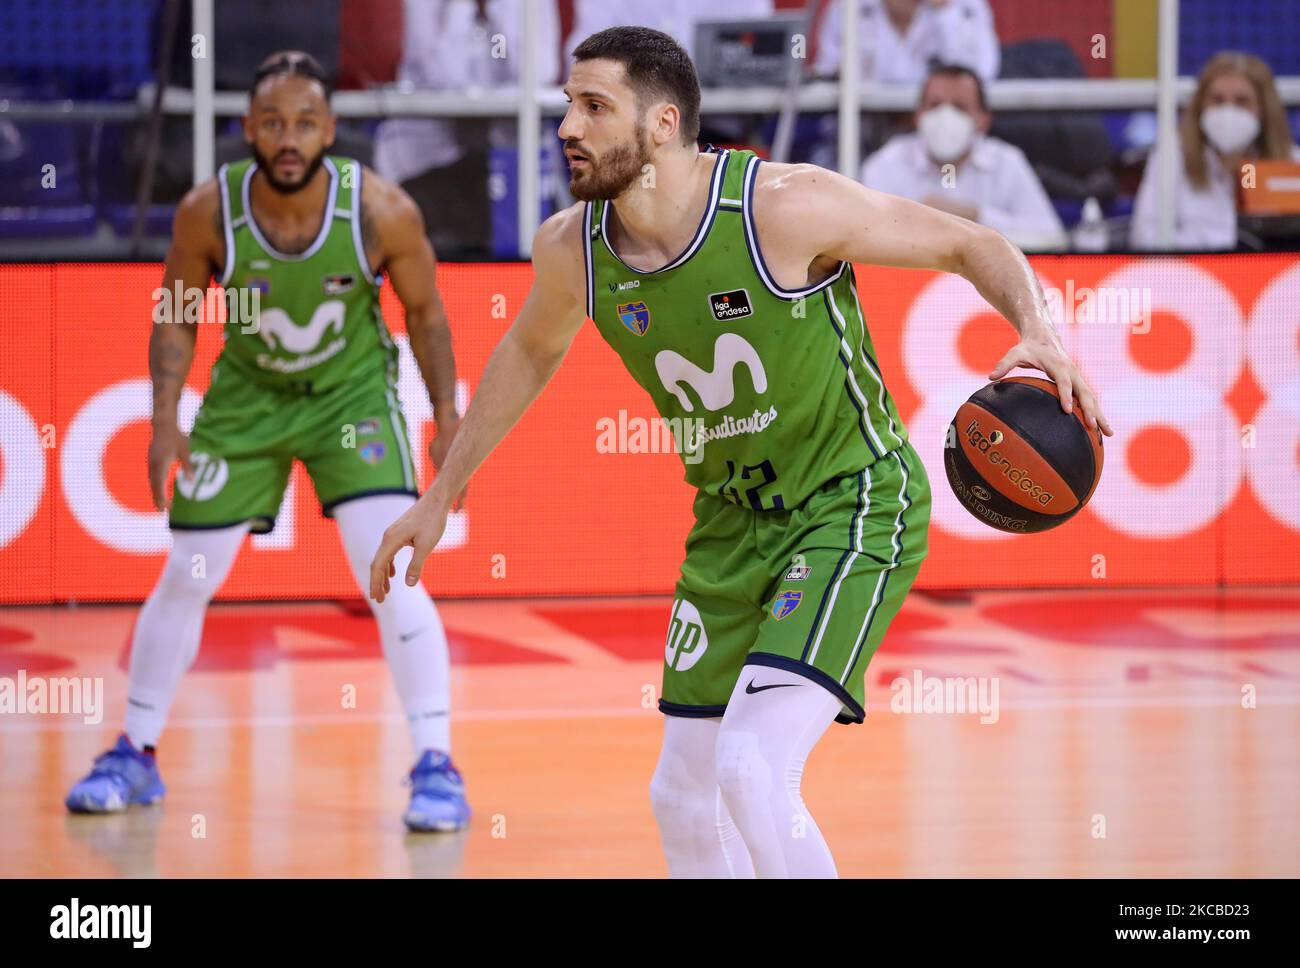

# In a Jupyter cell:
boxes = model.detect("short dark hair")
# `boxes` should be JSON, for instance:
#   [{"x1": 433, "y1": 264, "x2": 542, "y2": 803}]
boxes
[
  {"x1": 923, "y1": 63, "x2": 988, "y2": 112},
  {"x1": 572, "y1": 26, "x2": 701, "y2": 144},
  {"x1": 250, "y1": 50, "x2": 332, "y2": 102}
]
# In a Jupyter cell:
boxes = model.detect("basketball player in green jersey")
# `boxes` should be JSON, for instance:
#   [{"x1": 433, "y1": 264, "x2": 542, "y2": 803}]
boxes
[
  {"x1": 371, "y1": 27, "x2": 1112, "y2": 874},
  {"x1": 65, "y1": 52, "x2": 471, "y2": 832}
]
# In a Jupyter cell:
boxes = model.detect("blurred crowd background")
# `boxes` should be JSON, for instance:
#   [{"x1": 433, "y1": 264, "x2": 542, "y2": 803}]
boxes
[{"x1": 2, "y1": 0, "x2": 1299, "y2": 261}]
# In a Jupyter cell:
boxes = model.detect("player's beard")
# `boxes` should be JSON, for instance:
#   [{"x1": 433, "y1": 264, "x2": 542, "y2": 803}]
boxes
[
  {"x1": 566, "y1": 122, "x2": 653, "y2": 202},
  {"x1": 250, "y1": 143, "x2": 328, "y2": 194}
]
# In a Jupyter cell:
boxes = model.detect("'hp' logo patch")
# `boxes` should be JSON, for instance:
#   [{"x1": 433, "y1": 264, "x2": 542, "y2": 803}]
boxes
[
  {"x1": 665, "y1": 598, "x2": 708, "y2": 672},
  {"x1": 175, "y1": 453, "x2": 229, "y2": 502}
]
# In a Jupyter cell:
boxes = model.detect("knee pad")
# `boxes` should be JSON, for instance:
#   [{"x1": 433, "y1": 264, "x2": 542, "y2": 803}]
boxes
[
  {"x1": 649, "y1": 753, "x2": 711, "y2": 823},
  {"x1": 714, "y1": 729, "x2": 774, "y2": 802}
]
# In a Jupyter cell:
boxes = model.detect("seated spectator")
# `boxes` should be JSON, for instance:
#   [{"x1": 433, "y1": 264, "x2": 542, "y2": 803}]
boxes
[
  {"x1": 860, "y1": 64, "x2": 1066, "y2": 251},
  {"x1": 1130, "y1": 51, "x2": 1300, "y2": 251},
  {"x1": 373, "y1": 0, "x2": 558, "y2": 260},
  {"x1": 814, "y1": 0, "x2": 999, "y2": 84}
]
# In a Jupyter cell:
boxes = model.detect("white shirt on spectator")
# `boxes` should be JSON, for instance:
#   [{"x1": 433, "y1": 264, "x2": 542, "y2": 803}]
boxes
[
  {"x1": 815, "y1": 0, "x2": 1000, "y2": 83},
  {"x1": 566, "y1": 0, "x2": 772, "y2": 61},
  {"x1": 861, "y1": 132, "x2": 1066, "y2": 250},
  {"x1": 375, "y1": 0, "x2": 559, "y2": 184},
  {"x1": 1130, "y1": 142, "x2": 1300, "y2": 250}
]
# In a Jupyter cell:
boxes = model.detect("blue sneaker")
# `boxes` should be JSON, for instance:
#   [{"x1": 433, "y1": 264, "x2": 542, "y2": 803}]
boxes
[
  {"x1": 65, "y1": 735, "x2": 166, "y2": 814},
  {"x1": 403, "y1": 751, "x2": 471, "y2": 832}
]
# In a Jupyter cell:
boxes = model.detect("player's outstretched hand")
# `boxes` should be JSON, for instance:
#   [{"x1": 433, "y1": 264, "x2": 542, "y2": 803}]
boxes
[
  {"x1": 148, "y1": 421, "x2": 194, "y2": 511},
  {"x1": 369, "y1": 496, "x2": 448, "y2": 603},
  {"x1": 990, "y1": 334, "x2": 1113, "y2": 437}
]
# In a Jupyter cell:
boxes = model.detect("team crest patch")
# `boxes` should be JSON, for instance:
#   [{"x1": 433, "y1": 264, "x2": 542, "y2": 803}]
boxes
[
  {"x1": 358, "y1": 440, "x2": 387, "y2": 465},
  {"x1": 617, "y1": 300, "x2": 651, "y2": 336},
  {"x1": 323, "y1": 274, "x2": 355, "y2": 295},
  {"x1": 356, "y1": 418, "x2": 381, "y2": 436},
  {"x1": 785, "y1": 565, "x2": 811, "y2": 582},
  {"x1": 247, "y1": 277, "x2": 271, "y2": 295},
  {"x1": 771, "y1": 590, "x2": 802, "y2": 620}
]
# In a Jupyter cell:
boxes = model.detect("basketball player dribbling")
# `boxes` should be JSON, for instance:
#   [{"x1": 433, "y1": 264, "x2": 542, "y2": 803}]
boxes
[
  {"x1": 370, "y1": 27, "x2": 1113, "y2": 876},
  {"x1": 66, "y1": 52, "x2": 471, "y2": 832}
]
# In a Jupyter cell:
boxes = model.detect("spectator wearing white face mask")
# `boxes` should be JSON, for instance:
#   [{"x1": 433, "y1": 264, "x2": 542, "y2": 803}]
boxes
[
  {"x1": 1131, "y1": 51, "x2": 1300, "y2": 251},
  {"x1": 860, "y1": 64, "x2": 1066, "y2": 251}
]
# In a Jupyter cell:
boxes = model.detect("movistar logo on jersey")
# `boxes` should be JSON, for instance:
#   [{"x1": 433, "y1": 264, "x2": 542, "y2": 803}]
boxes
[
  {"x1": 617, "y1": 300, "x2": 651, "y2": 336},
  {"x1": 254, "y1": 299, "x2": 349, "y2": 372},
  {"x1": 709, "y1": 289, "x2": 753, "y2": 321},
  {"x1": 655, "y1": 333, "x2": 767, "y2": 412}
]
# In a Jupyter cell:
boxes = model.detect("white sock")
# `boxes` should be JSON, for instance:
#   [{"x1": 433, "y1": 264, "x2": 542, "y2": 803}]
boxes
[
  {"x1": 715, "y1": 666, "x2": 842, "y2": 878},
  {"x1": 123, "y1": 523, "x2": 250, "y2": 749},
  {"x1": 333, "y1": 495, "x2": 452, "y2": 757},
  {"x1": 649, "y1": 716, "x2": 755, "y2": 878}
]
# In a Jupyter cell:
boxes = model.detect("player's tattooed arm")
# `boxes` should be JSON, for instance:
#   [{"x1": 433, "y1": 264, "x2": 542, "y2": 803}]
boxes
[
  {"x1": 756, "y1": 163, "x2": 1111, "y2": 436},
  {"x1": 147, "y1": 180, "x2": 222, "y2": 508},
  {"x1": 362, "y1": 169, "x2": 464, "y2": 495}
]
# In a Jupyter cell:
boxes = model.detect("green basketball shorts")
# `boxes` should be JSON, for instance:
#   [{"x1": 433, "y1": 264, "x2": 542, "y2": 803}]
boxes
[
  {"x1": 661, "y1": 441, "x2": 931, "y2": 724},
  {"x1": 169, "y1": 366, "x2": 419, "y2": 533}
]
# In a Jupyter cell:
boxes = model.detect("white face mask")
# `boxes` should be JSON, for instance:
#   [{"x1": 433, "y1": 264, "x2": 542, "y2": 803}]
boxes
[
  {"x1": 1200, "y1": 104, "x2": 1260, "y2": 155},
  {"x1": 918, "y1": 103, "x2": 977, "y2": 164}
]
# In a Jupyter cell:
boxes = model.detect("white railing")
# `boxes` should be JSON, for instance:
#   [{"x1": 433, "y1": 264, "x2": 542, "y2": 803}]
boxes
[{"x1": 8, "y1": 0, "x2": 1298, "y2": 254}]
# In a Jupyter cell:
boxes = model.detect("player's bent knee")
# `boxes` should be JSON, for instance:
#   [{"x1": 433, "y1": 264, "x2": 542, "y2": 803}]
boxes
[
  {"x1": 153, "y1": 548, "x2": 226, "y2": 604},
  {"x1": 648, "y1": 756, "x2": 709, "y2": 822},
  {"x1": 714, "y1": 729, "x2": 774, "y2": 803}
]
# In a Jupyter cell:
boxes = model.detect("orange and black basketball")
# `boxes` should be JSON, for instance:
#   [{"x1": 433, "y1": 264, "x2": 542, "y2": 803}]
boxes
[{"x1": 944, "y1": 376, "x2": 1103, "y2": 534}]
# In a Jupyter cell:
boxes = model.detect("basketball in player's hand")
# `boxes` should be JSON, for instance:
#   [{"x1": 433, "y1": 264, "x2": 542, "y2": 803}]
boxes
[{"x1": 943, "y1": 376, "x2": 1104, "y2": 534}]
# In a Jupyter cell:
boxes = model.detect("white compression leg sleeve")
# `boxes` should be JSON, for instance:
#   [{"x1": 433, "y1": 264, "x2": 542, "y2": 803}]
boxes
[
  {"x1": 715, "y1": 667, "x2": 842, "y2": 878},
  {"x1": 649, "y1": 716, "x2": 755, "y2": 878},
  {"x1": 124, "y1": 523, "x2": 250, "y2": 749},
  {"x1": 333, "y1": 494, "x2": 452, "y2": 756}
]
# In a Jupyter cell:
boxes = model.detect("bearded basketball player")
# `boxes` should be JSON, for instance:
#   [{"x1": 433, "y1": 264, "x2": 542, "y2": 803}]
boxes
[
  {"x1": 370, "y1": 28, "x2": 1112, "y2": 874},
  {"x1": 66, "y1": 52, "x2": 471, "y2": 832}
]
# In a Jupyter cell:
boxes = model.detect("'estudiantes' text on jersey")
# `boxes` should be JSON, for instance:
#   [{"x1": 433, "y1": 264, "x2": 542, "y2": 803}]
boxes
[{"x1": 584, "y1": 148, "x2": 908, "y2": 511}]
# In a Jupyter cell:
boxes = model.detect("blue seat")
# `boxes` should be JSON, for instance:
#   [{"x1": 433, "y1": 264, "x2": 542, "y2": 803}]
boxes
[
  {"x1": 0, "y1": 0, "x2": 157, "y2": 99},
  {"x1": 1180, "y1": 0, "x2": 1300, "y2": 77},
  {"x1": 0, "y1": 119, "x2": 97, "y2": 239}
]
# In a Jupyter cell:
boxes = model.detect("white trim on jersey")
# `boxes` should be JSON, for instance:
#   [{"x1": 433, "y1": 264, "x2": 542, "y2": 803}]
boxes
[
  {"x1": 740, "y1": 153, "x2": 847, "y2": 301},
  {"x1": 582, "y1": 202, "x2": 595, "y2": 320},
  {"x1": 345, "y1": 164, "x2": 385, "y2": 286},
  {"x1": 598, "y1": 149, "x2": 730, "y2": 275},
  {"x1": 824, "y1": 288, "x2": 889, "y2": 457},
  {"x1": 240, "y1": 157, "x2": 340, "y2": 262},
  {"x1": 217, "y1": 163, "x2": 237, "y2": 287},
  {"x1": 848, "y1": 273, "x2": 905, "y2": 451}
]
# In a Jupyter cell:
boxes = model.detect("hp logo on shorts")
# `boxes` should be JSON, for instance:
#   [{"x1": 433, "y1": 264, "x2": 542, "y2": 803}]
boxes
[
  {"x1": 175, "y1": 452, "x2": 229, "y2": 502},
  {"x1": 665, "y1": 598, "x2": 708, "y2": 672}
]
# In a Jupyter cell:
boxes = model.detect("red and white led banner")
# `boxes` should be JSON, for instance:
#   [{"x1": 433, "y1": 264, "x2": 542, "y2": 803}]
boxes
[{"x1": 0, "y1": 254, "x2": 1296, "y2": 603}]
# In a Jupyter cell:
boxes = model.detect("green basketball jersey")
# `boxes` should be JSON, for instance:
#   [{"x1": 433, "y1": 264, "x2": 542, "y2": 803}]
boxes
[
  {"x1": 584, "y1": 148, "x2": 908, "y2": 511},
  {"x1": 214, "y1": 155, "x2": 397, "y2": 393}
]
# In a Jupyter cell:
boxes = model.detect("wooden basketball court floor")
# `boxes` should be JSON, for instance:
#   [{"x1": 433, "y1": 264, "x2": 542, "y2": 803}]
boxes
[{"x1": 1, "y1": 587, "x2": 1297, "y2": 878}]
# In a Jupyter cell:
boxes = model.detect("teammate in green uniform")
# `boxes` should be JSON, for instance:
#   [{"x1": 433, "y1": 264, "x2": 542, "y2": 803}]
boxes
[
  {"x1": 66, "y1": 52, "x2": 471, "y2": 832},
  {"x1": 371, "y1": 28, "x2": 1112, "y2": 875}
]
